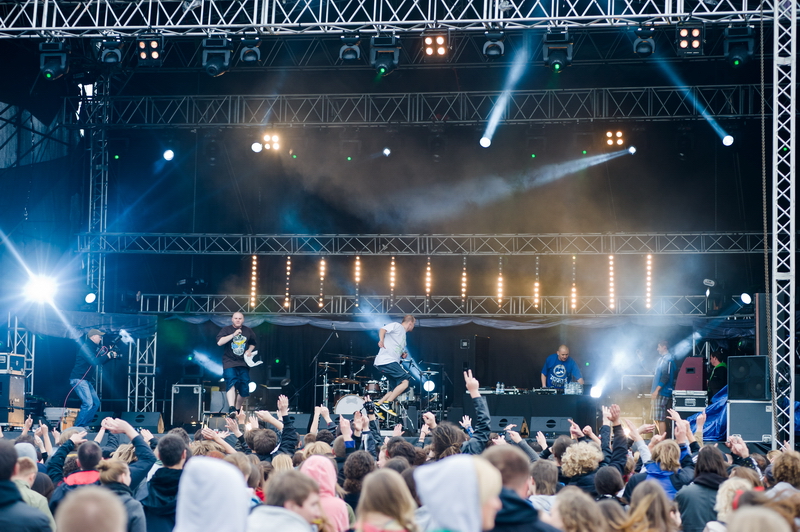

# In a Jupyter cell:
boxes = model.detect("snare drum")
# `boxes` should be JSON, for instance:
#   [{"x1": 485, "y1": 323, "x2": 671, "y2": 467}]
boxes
[
  {"x1": 334, "y1": 394, "x2": 365, "y2": 416},
  {"x1": 397, "y1": 387, "x2": 415, "y2": 403},
  {"x1": 365, "y1": 381, "x2": 381, "y2": 394}
]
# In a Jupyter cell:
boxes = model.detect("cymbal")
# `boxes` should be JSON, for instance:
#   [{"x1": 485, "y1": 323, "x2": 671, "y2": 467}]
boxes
[
  {"x1": 318, "y1": 364, "x2": 338, "y2": 372},
  {"x1": 333, "y1": 355, "x2": 357, "y2": 361},
  {"x1": 352, "y1": 376, "x2": 369, "y2": 379},
  {"x1": 332, "y1": 378, "x2": 359, "y2": 385},
  {"x1": 422, "y1": 371, "x2": 439, "y2": 375}
]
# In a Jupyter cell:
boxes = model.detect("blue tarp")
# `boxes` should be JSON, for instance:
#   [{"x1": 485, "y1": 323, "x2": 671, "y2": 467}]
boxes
[{"x1": 688, "y1": 386, "x2": 728, "y2": 442}]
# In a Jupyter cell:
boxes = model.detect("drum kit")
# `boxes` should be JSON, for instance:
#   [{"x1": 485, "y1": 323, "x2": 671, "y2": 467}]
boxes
[{"x1": 317, "y1": 353, "x2": 444, "y2": 423}]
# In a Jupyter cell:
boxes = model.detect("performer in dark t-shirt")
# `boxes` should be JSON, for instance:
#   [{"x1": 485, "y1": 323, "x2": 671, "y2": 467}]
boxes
[
  {"x1": 216, "y1": 312, "x2": 257, "y2": 413},
  {"x1": 69, "y1": 329, "x2": 118, "y2": 428}
]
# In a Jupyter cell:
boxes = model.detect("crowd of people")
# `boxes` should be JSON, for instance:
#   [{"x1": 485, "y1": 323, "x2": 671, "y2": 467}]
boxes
[{"x1": 1, "y1": 368, "x2": 800, "y2": 532}]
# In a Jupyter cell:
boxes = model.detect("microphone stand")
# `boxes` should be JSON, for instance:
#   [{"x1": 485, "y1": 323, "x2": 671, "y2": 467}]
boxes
[{"x1": 310, "y1": 329, "x2": 337, "y2": 409}]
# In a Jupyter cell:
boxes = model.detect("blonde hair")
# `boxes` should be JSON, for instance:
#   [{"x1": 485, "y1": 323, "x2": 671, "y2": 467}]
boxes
[
  {"x1": 620, "y1": 480, "x2": 677, "y2": 532},
  {"x1": 96, "y1": 459, "x2": 130, "y2": 485},
  {"x1": 16, "y1": 457, "x2": 38, "y2": 477},
  {"x1": 472, "y1": 455, "x2": 502, "y2": 507},
  {"x1": 728, "y1": 507, "x2": 791, "y2": 532},
  {"x1": 554, "y1": 486, "x2": 606, "y2": 532},
  {"x1": 561, "y1": 442, "x2": 604, "y2": 478},
  {"x1": 272, "y1": 453, "x2": 294, "y2": 472},
  {"x1": 59, "y1": 427, "x2": 81, "y2": 446},
  {"x1": 189, "y1": 440, "x2": 225, "y2": 456},
  {"x1": 356, "y1": 469, "x2": 418, "y2": 532},
  {"x1": 303, "y1": 441, "x2": 333, "y2": 459},
  {"x1": 714, "y1": 478, "x2": 753, "y2": 522},
  {"x1": 111, "y1": 443, "x2": 138, "y2": 464},
  {"x1": 651, "y1": 440, "x2": 681, "y2": 472}
]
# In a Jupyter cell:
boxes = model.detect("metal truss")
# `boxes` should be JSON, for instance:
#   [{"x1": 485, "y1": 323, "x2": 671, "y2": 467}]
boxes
[
  {"x1": 127, "y1": 334, "x2": 157, "y2": 412},
  {"x1": 79, "y1": 231, "x2": 767, "y2": 256},
  {"x1": 0, "y1": 0, "x2": 770, "y2": 38},
  {"x1": 86, "y1": 79, "x2": 109, "y2": 312},
  {"x1": 7, "y1": 315, "x2": 35, "y2": 394},
  {"x1": 0, "y1": 104, "x2": 71, "y2": 169},
  {"x1": 64, "y1": 84, "x2": 769, "y2": 129},
  {"x1": 770, "y1": 1, "x2": 796, "y2": 447},
  {"x1": 140, "y1": 293, "x2": 716, "y2": 316}
]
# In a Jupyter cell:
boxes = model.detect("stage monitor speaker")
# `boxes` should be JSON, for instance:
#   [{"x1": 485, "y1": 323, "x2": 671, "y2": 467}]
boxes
[
  {"x1": 446, "y1": 407, "x2": 464, "y2": 423},
  {"x1": 205, "y1": 415, "x2": 227, "y2": 431},
  {"x1": 121, "y1": 412, "x2": 164, "y2": 433},
  {"x1": 452, "y1": 336, "x2": 488, "y2": 407},
  {"x1": 172, "y1": 385, "x2": 202, "y2": 426},
  {"x1": 0, "y1": 373, "x2": 24, "y2": 426},
  {"x1": 208, "y1": 391, "x2": 229, "y2": 414},
  {"x1": 529, "y1": 416, "x2": 571, "y2": 436},
  {"x1": 489, "y1": 415, "x2": 525, "y2": 432},
  {"x1": 728, "y1": 356, "x2": 770, "y2": 401},
  {"x1": 675, "y1": 357, "x2": 705, "y2": 391},
  {"x1": 288, "y1": 413, "x2": 312, "y2": 434},
  {"x1": 402, "y1": 406, "x2": 419, "y2": 436},
  {"x1": 86, "y1": 411, "x2": 115, "y2": 430}
]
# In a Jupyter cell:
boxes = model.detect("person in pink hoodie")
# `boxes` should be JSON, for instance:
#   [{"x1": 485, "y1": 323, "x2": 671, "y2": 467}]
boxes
[{"x1": 299, "y1": 455, "x2": 350, "y2": 532}]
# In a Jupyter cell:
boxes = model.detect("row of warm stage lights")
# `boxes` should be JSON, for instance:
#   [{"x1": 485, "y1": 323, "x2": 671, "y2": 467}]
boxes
[
  {"x1": 256, "y1": 254, "x2": 657, "y2": 310},
  {"x1": 34, "y1": 23, "x2": 754, "y2": 82}
]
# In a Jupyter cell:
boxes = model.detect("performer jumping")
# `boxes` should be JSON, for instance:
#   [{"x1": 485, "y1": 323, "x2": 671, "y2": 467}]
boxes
[
  {"x1": 372, "y1": 315, "x2": 416, "y2": 417},
  {"x1": 68, "y1": 329, "x2": 119, "y2": 428},
  {"x1": 216, "y1": 312, "x2": 257, "y2": 414}
]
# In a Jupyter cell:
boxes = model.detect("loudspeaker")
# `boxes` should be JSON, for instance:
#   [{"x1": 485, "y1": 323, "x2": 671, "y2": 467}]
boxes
[
  {"x1": 121, "y1": 412, "x2": 164, "y2": 433},
  {"x1": 755, "y1": 293, "x2": 768, "y2": 357},
  {"x1": 728, "y1": 401, "x2": 772, "y2": 442},
  {"x1": 489, "y1": 415, "x2": 525, "y2": 432},
  {"x1": 171, "y1": 385, "x2": 202, "y2": 426},
  {"x1": 446, "y1": 407, "x2": 464, "y2": 423},
  {"x1": 87, "y1": 411, "x2": 115, "y2": 430},
  {"x1": 288, "y1": 413, "x2": 312, "y2": 434},
  {"x1": 675, "y1": 357, "x2": 705, "y2": 391},
  {"x1": 728, "y1": 356, "x2": 770, "y2": 401},
  {"x1": 0, "y1": 374, "x2": 24, "y2": 426},
  {"x1": 402, "y1": 406, "x2": 419, "y2": 436},
  {"x1": 205, "y1": 415, "x2": 228, "y2": 431},
  {"x1": 452, "y1": 336, "x2": 488, "y2": 407},
  {"x1": 529, "y1": 416, "x2": 571, "y2": 435}
]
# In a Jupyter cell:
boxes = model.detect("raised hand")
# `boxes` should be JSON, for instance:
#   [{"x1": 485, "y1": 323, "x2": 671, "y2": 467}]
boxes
[
  {"x1": 507, "y1": 430, "x2": 522, "y2": 444},
  {"x1": 460, "y1": 415, "x2": 472, "y2": 429},
  {"x1": 340, "y1": 415, "x2": 353, "y2": 440},
  {"x1": 464, "y1": 370, "x2": 480, "y2": 396},
  {"x1": 139, "y1": 428, "x2": 154, "y2": 442},
  {"x1": 225, "y1": 417, "x2": 242, "y2": 437},
  {"x1": 536, "y1": 431, "x2": 548, "y2": 451},
  {"x1": 277, "y1": 395, "x2": 289, "y2": 416},
  {"x1": 568, "y1": 419, "x2": 583, "y2": 440},
  {"x1": 392, "y1": 424, "x2": 404, "y2": 437},
  {"x1": 696, "y1": 410, "x2": 707, "y2": 427},
  {"x1": 70, "y1": 430, "x2": 88, "y2": 445},
  {"x1": 422, "y1": 412, "x2": 437, "y2": 429},
  {"x1": 608, "y1": 404, "x2": 621, "y2": 425}
]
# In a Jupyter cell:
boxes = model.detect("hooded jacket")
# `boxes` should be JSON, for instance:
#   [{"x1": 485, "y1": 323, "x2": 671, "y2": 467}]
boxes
[
  {"x1": 173, "y1": 457, "x2": 250, "y2": 532},
  {"x1": 0, "y1": 479, "x2": 53, "y2": 532},
  {"x1": 488, "y1": 487, "x2": 561, "y2": 532},
  {"x1": 675, "y1": 472, "x2": 727, "y2": 532},
  {"x1": 106, "y1": 481, "x2": 147, "y2": 532},
  {"x1": 247, "y1": 505, "x2": 313, "y2": 532},
  {"x1": 414, "y1": 455, "x2": 482, "y2": 532},
  {"x1": 622, "y1": 442, "x2": 696, "y2": 502},
  {"x1": 299, "y1": 455, "x2": 349, "y2": 532},
  {"x1": 141, "y1": 467, "x2": 183, "y2": 532}
]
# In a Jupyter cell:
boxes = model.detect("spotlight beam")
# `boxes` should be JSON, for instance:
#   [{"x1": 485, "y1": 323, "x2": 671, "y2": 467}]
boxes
[{"x1": 481, "y1": 48, "x2": 530, "y2": 146}]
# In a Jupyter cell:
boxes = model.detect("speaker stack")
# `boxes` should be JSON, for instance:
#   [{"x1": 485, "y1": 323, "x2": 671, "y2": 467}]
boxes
[{"x1": 727, "y1": 355, "x2": 772, "y2": 442}]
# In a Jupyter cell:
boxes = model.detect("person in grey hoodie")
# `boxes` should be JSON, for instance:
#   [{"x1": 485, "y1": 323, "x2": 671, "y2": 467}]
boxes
[{"x1": 247, "y1": 470, "x2": 322, "y2": 532}]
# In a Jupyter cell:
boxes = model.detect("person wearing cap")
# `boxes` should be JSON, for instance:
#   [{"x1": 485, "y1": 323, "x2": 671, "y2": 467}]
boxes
[{"x1": 69, "y1": 329, "x2": 117, "y2": 428}]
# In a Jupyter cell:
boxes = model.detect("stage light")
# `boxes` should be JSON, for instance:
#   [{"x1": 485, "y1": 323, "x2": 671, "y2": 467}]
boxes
[
  {"x1": 248, "y1": 382, "x2": 257, "y2": 393},
  {"x1": 239, "y1": 38, "x2": 261, "y2": 63},
  {"x1": 676, "y1": 23, "x2": 704, "y2": 56},
  {"x1": 570, "y1": 255, "x2": 577, "y2": 310},
  {"x1": 423, "y1": 34, "x2": 448, "y2": 58},
  {"x1": 461, "y1": 257, "x2": 468, "y2": 307},
  {"x1": 339, "y1": 34, "x2": 361, "y2": 60},
  {"x1": 163, "y1": 149, "x2": 175, "y2": 161},
  {"x1": 483, "y1": 31, "x2": 505, "y2": 58},
  {"x1": 383, "y1": 147, "x2": 391, "y2": 157},
  {"x1": 136, "y1": 34, "x2": 164, "y2": 66},
  {"x1": 202, "y1": 37, "x2": 232, "y2": 77},
  {"x1": 724, "y1": 26, "x2": 754, "y2": 68},
  {"x1": 24, "y1": 275, "x2": 57, "y2": 303},
  {"x1": 628, "y1": 146, "x2": 637, "y2": 154},
  {"x1": 370, "y1": 35, "x2": 400, "y2": 76},
  {"x1": 497, "y1": 257, "x2": 504, "y2": 305},
  {"x1": 251, "y1": 142, "x2": 263, "y2": 153},
  {"x1": 722, "y1": 135, "x2": 734, "y2": 147},
  {"x1": 480, "y1": 137, "x2": 491, "y2": 148},
  {"x1": 272, "y1": 143, "x2": 280, "y2": 150},
  {"x1": 633, "y1": 26, "x2": 656, "y2": 57},
  {"x1": 534, "y1": 255, "x2": 540, "y2": 309},
  {"x1": 98, "y1": 39, "x2": 124, "y2": 64},
  {"x1": 251, "y1": 255, "x2": 258, "y2": 308},
  {"x1": 425, "y1": 257, "x2": 432, "y2": 298},
  {"x1": 390, "y1": 256, "x2": 396, "y2": 304},
  {"x1": 39, "y1": 42, "x2": 69, "y2": 80},
  {"x1": 646, "y1": 255, "x2": 653, "y2": 309},
  {"x1": 423, "y1": 380, "x2": 436, "y2": 392},
  {"x1": 84, "y1": 292, "x2": 97, "y2": 304},
  {"x1": 319, "y1": 258, "x2": 326, "y2": 308},
  {"x1": 543, "y1": 29, "x2": 572, "y2": 73},
  {"x1": 590, "y1": 386, "x2": 603, "y2": 398},
  {"x1": 609, "y1": 255, "x2": 615, "y2": 310},
  {"x1": 284, "y1": 256, "x2": 292, "y2": 308},
  {"x1": 354, "y1": 256, "x2": 361, "y2": 307},
  {"x1": 740, "y1": 293, "x2": 752, "y2": 305}
]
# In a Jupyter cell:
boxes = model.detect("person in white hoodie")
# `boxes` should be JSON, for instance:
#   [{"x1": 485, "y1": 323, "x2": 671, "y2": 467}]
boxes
[
  {"x1": 173, "y1": 456, "x2": 250, "y2": 532},
  {"x1": 414, "y1": 454, "x2": 503, "y2": 532},
  {"x1": 247, "y1": 470, "x2": 322, "y2": 532}
]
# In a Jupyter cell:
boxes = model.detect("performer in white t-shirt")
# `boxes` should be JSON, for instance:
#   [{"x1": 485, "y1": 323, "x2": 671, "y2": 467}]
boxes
[{"x1": 372, "y1": 315, "x2": 416, "y2": 417}]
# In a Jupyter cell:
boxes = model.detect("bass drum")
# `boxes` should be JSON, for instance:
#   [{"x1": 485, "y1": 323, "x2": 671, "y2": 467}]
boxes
[{"x1": 334, "y1": 394, "x2": 365, "y2": 416}]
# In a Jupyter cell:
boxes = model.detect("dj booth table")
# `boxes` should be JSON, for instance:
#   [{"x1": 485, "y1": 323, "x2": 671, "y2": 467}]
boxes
[{"x1": 462, "y1": 393, "x2": 601, "y2": 435}]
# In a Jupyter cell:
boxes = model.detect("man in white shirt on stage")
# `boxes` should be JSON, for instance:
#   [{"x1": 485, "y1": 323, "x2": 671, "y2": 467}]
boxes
[{"x1": 372, "y1": 315, "x2": 416, "y2": 417}]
